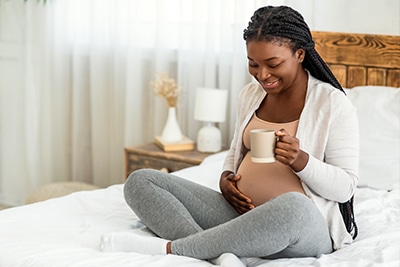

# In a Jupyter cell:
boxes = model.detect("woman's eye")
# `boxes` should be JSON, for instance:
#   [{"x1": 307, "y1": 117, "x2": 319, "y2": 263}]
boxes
[
  {"x1": 248, "y1": 63, "x2": 258, "y2": 68},
  {"x1": 269, "y1": 63, "x2": 281, "y2": 68}
]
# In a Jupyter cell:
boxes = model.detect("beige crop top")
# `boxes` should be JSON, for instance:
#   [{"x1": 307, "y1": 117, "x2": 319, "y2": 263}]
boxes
[{"x1": 236, "y1": 113, "x2": 305, "y2": 206}]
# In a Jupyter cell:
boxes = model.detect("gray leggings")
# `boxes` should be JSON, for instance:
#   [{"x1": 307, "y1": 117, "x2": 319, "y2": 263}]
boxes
[{"x1": 124, "y1": 169, "x2": 333, "y2": 260}]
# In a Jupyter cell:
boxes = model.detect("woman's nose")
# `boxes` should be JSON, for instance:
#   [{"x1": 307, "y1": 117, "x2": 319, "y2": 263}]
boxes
[{"x1": 258, "y1": 67, "x2": 271, "y2": 81}]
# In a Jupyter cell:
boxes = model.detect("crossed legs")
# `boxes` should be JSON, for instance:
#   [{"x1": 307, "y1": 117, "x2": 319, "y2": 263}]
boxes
[{"x1": 105, "y1": 169, "x2": 332, "y2": 260}]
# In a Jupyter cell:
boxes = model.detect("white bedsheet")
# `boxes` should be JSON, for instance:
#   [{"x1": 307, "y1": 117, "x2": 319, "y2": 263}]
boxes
[{"x1": 0, "y1": 152, "x2": 399, "y2": 267}]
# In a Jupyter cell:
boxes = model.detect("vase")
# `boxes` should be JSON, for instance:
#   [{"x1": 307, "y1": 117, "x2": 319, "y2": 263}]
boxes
[{"x1": 161, "y1": 107, "x2": 183, "y2": 142}]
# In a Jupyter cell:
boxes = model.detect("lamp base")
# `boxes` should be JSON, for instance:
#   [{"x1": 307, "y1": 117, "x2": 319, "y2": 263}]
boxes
[{"x1": 197, "y1": 123, "x2": 221, "y2": 153}]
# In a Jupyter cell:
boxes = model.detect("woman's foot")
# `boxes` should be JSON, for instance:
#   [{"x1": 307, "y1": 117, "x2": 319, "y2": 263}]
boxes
[
  {"x1": 99, "y1": 231, "x2": 169, "y2": 255},
  {"x1": 210, "y1": 253, "x2": 247, "y2": 267}
]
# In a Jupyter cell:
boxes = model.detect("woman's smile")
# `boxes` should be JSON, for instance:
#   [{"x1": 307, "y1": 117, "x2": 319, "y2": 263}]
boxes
[{"x1": 261, "y1": 79, "x2": 280, "y2": 90}]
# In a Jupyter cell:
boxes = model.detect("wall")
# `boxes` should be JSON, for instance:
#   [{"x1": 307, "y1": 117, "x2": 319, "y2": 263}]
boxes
[
  {"x1": 285, "y1": 0, "x2": 400, "y2": 35},
  {"x1": 0, "y1": 1, "x2": 26, "y2": 205},
  {"x1": 0, "y1": 0, "x2": 399, "y2": 205}
]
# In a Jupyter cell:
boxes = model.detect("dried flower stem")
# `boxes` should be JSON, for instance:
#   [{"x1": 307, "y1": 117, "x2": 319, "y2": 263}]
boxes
[{"x1": 151, "y1": 72, "x2": 181, "y2": 107}]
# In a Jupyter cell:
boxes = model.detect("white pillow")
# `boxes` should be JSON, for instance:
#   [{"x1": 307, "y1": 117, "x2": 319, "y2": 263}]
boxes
[{"x1": 345, "y1": 86, "x2": 400, "y2": 190}]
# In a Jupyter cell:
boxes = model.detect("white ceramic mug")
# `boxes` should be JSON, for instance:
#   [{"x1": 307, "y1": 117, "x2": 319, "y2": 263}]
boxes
[{"x1": 250, "y1": 129, "x2": 276, "y2": 163}]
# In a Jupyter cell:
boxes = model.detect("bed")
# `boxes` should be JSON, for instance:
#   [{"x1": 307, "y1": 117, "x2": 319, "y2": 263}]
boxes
[{"x1": 0, "y1": 31, "x2": 399, "y2": 267}]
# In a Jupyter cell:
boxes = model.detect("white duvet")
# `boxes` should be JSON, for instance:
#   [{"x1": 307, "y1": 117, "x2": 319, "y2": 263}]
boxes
[{"x1": 0, "y1": 151, "x2": 399, "y2": 267}]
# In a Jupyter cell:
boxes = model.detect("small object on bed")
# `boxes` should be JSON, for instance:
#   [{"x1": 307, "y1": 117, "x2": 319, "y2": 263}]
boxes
[{"x1": 25, "y1": 181, "x2": 100, "y2": 204}]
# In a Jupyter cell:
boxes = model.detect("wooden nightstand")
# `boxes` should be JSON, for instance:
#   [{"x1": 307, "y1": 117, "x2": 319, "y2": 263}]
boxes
[{"x1": 124, "y1": 143, "x2": 212, "y2": 178}]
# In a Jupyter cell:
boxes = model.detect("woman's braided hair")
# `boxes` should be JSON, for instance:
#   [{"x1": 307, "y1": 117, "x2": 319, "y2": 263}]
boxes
[
  {"x1": 243, "y1": 6, "x2": 344, "y2": 93},
  {"x1": 244, "y1": 6, "x2": 358, "y2": 239}
]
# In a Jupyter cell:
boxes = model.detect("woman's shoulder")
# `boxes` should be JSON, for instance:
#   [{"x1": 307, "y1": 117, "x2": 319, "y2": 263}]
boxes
[
  {"x1": 239, "y1": 81, "x2": 263, "y2": 96},
  {"x1": 308, "y1": 75, "x2": 349, "y2": 102},
  {"x1": 308, "y1": 75, "x2": 342, "y2": 95},
  {"x1": 237, "y1": 81, "x2": 265, "y2": 104},
  {"x1": 307, "y1": 75, "x2": 355, "y2": 113},
  {"x1": 232, "y1": 82, "x2": 265, "y2": 123}
]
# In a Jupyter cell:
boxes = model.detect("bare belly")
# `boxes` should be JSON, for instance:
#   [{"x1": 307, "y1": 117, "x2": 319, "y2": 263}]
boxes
[{"x1": 236, "y1": 152, "x2": 305, "y2": 206}]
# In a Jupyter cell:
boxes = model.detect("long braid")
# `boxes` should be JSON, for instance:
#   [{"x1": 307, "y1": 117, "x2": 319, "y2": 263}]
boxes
[
  {"x1": 244, "y1": 6, "x2": 357, "y2": 239},
  {"x1": 243, "y1": 6, "x2": 344, "y2": 92},
  {"x1": 339, "y1": 196, "x2": 358, "y2": 239}
]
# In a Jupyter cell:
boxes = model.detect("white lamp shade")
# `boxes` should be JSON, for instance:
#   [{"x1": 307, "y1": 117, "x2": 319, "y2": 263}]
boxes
[{"x1": 194, "y1": 88, "x2": 228, "y2": 123}]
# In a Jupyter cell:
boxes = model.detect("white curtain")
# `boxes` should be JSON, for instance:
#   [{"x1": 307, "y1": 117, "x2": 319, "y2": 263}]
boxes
[{"x1": 0, "y1": 0, "x2": 287, "y2": 205}]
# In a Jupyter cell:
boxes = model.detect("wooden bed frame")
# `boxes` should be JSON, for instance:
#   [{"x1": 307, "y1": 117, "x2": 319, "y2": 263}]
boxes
[{"x1": 312, "y1": 31, "x2": 400, "y2": 88}]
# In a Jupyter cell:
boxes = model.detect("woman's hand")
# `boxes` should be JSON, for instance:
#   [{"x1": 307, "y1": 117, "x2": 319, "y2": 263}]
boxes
[
  {"x1": 275, "y1": 129, "x2": 309, "y2": 172},
  {"x1": 220, "y1": 171, "x2": 254, "y2": 214}
]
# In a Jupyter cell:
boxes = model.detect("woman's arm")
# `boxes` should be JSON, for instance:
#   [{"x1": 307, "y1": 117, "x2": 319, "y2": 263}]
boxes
[{"x1": 296, "y1": 95, "x2": 359, "y2": 203}]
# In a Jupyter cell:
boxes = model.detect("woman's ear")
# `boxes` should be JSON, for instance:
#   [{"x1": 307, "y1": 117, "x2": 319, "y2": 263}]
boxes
[{"x1": 296, "y1": 49, "x2": 305, "y2": 63}]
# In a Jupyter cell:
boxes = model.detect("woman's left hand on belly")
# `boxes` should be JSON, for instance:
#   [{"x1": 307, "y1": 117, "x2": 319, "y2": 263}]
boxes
[{"x1": 220, "y1": 171, "x2": 255, "y2": 214}]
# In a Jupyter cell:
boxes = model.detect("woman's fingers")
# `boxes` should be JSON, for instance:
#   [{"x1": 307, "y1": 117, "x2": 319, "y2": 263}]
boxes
[
  {"x1": 224, "y1": 173, "x2": 254, "y2": 213},
  {"x1": 274, "y1": 129, "x2": 308, "y2": 171},
  {"x1": 275, "y1": 129, "x2": 300, "y2": 165}
]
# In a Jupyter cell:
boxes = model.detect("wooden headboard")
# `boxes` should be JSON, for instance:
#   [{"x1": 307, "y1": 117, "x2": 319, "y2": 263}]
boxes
[{"x1": 312, "y1": 31, "x2": 400, "y2": 88}]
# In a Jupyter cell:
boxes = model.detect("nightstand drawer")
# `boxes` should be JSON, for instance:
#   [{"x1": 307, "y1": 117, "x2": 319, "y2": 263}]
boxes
[
  {"x1": 126, "y1": 153, "x2": 195, "y2": 176},
  {"x1": 124, "y1": 143, "x2": 211, "y2": 178}
]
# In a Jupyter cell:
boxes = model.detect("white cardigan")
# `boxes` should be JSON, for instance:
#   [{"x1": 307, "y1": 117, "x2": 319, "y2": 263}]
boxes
[{"x1": 222, "y1": 74, "x2": 359, "y2": 249}]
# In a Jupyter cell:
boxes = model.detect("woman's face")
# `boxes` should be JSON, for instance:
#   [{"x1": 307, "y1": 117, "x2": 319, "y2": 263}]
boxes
[{"x1": 246, "y1": 40, "x2": 305, "y2": 95}]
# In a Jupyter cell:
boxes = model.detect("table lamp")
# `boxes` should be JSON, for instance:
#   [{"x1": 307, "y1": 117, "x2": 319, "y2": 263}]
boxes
[{"x1": 194, "y1": 87, "x2": 228, "y2": 153}]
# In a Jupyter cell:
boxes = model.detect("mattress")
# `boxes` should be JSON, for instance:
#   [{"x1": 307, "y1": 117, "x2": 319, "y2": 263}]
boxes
[{"x1": 0, "y1": 151, "x2": 399, "y2": 267}]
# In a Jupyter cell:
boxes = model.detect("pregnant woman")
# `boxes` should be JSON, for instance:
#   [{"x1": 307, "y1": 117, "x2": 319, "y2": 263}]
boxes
[{"x1": 100, "y1": 5, "x2": 359, "y2": 265}]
